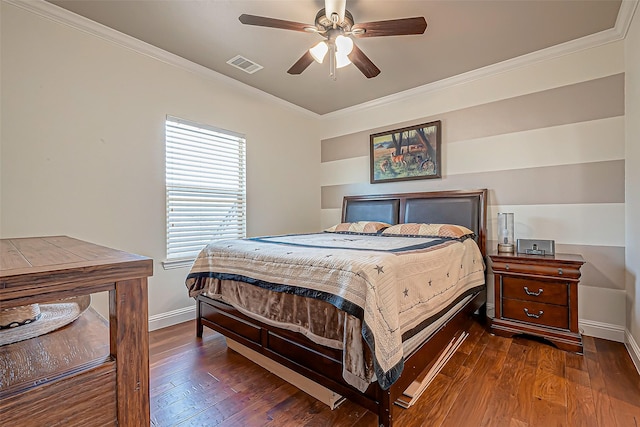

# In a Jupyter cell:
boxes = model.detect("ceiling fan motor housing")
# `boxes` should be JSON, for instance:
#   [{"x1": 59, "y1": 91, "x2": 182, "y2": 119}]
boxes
[{"x1": 315, "y1": 8, "x2": 354, "y2": 32}]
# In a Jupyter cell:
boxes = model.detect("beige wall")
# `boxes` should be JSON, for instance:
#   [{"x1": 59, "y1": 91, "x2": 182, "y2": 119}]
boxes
[
  {"x1": 1, "y1": 1, "x2": 637, "y2": 355},
  {"x1": 319, "y1": 41, "x2": 627, "y2": 339},
  {"x1": 625, "y1": 5, "x2": 640, "y2": 366},
  {"x1": 0, "y1": 2, "x2": 320, "y2": 323}
]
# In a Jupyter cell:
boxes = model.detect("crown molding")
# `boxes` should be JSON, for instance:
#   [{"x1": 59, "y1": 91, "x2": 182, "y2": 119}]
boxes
[
  {"x1": 4, "y1": 0, "x2": 320, "y2": 120},
  {"x1": 616, "y1": 0, "x2": 640, "y2": 39},
  {"x1": 5, "y1": 0, "x2": 637, "y2": 121},
  {"x1": 321, "y1": 0, "x2": 639, "y2": 121}
]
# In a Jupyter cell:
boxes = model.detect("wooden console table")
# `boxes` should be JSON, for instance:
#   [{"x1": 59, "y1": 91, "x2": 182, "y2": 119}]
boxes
[{"x1": 0, "y1": 236, "x2": 153, "y2": 426}]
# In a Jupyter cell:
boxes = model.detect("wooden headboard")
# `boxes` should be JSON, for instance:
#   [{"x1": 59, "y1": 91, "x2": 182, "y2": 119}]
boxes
[{"x1": 341, "y1": 189, "x2": 488, "y2": 256}]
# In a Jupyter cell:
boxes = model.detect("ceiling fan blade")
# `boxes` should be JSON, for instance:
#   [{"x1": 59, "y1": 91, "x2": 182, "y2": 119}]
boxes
[
  {"x1": 287, "y1": 51, "x2": 315, "y2": 75},
  {"x1": 352, "y1": 17, "x2": 427, "y2": 38},
  {"x1": 348, "y1": 44, "x2": 381, "y2": 78},
  {"x1": 239, "y1": 14, "x2": 312, "y2": 32}
]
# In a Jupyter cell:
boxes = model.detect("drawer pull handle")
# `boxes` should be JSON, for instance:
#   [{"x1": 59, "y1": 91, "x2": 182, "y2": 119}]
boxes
[
  {"x1": 505, "y1": 264, "x2": 510, "y2": 270},
  {"x1": 524, "y1": 287, "x2": 543, "y2": 296},
  {"x1": 558, "y1": 268, "x2": 563, "y2": 275},
  {"x1": 524, "y1": 308, "x2": 544, "y2": 319}
]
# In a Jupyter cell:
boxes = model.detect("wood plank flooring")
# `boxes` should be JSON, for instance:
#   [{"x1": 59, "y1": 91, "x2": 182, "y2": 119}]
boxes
[{"x1": 149, "y1": 320, "x2": 640, "y2": 426}]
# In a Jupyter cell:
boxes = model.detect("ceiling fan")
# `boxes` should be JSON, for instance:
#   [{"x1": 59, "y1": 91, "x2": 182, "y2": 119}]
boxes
[{"x1": 239, "y1": 0, "x2": 427, "y2": 80}]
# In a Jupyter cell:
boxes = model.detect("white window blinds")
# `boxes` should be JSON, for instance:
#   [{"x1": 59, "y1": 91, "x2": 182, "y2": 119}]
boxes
[{"x1": 166, "y1": 116, "x2": 246, "y2": 261}]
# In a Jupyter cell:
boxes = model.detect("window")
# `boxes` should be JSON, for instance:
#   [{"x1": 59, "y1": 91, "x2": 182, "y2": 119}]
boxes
[{"x1": 165, "y1": 116, "x2": 246, "y2": 267}]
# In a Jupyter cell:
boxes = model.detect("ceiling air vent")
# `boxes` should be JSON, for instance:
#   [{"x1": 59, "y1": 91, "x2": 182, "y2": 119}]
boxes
[{"x1": 227, "y1": 55, "x2": 263, "y2": 74}]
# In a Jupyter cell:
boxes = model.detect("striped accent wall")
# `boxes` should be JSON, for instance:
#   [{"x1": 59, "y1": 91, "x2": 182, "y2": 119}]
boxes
[{"x1": 320, "y1": 72, "x2": 626, "y2": 300}]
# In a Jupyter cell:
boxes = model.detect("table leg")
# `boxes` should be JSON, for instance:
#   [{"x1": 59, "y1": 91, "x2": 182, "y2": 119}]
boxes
[{"x1": 109, "y1": 278, "x2": 150, "y2": 426}]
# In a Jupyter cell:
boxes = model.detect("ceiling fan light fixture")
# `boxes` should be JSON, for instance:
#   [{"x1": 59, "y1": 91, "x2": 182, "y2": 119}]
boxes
[
  {"x1": 309, "y1": 41, "x2": 329, "y2": 63},
  {"x1": 334, "y1": 35, "x2": 353, "y2": 69},
  {"x1": 336, "y1": 51, "x2": 351, "y2": 68},
  {"x1": 335, "y1": 35, "x2": 353, "y2": 55}
]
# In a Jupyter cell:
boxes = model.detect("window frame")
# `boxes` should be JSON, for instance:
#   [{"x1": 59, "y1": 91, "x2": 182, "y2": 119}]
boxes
[{"x1": 162, "y1": 116, "x2": 246, "y2": 269}]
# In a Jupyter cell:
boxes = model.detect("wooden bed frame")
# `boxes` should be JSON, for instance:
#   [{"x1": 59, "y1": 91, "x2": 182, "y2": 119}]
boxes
[{"x1": 195, "y1": 189, "x2": 488, "y2": 427}]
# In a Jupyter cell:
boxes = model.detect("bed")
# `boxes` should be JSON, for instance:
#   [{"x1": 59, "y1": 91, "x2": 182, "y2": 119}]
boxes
[{"x1": 186, "y1": 189, "x2": 488, "y2": 427}]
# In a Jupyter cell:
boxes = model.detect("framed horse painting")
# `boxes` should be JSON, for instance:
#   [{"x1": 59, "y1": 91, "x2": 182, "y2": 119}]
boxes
[{"x1": 370, "y1": 120, "x2": 442, "y2": 184}]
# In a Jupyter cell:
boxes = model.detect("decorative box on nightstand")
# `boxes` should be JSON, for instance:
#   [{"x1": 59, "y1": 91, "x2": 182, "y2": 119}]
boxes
[{"x1": 489, "y1": 251, "x2": 585, "y2": 353}]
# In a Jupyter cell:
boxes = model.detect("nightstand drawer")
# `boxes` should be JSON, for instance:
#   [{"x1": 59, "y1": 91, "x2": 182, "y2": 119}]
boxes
[
  {"x1": 502, "y1": 299, "x2": 569, "y2": 330},
  {"x1": 502, "y1": 276, "x2": 568, "y2": 305},
  {"x1": 491, "y1": 260, "x2": 581, "y2": 279}
]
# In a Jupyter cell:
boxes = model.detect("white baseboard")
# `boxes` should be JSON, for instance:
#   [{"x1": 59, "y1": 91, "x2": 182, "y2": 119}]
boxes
[
  {"x1": 486, "y1": 303, "x2": 495, "y2": 318},
  {"x1": 625, "y1": 330, "x2": 640, "y2": 375},
  {"x1": 148, "y1": 305, "x2": 196, "y2": 332},
  {"x1": 148, "y1": 304, "x2": 629, "y2": 347},
  {"x1": 579, "y1": 319, "x2": 626, "y2": 343},
  {"x1": 489, "y1": 300, "x2": 624, "y2": 343}
]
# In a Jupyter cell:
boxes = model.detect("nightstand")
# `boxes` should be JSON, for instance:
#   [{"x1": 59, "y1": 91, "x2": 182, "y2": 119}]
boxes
[{"x1": 489, "y1": 251, "x2": 585, "y2": 353}]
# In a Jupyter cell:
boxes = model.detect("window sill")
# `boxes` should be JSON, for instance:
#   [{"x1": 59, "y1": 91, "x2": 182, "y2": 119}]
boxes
[{"x1": 162, "y1": 258, "x2": 195, "y2": 270}]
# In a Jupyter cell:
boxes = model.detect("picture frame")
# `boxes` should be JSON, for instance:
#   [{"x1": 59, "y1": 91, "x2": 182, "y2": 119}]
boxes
[{"x1": 370, "y1": 120, "x2": 442, "y2": 184}]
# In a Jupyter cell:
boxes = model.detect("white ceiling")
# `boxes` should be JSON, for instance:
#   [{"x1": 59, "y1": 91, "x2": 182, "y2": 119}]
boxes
[{"x1": 45, "y1": 0, "x2": 624, "y2": 115}]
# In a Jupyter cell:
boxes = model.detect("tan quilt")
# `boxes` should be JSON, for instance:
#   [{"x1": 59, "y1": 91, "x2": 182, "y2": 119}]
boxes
[{"x1": 186, "y1": 232, "x2": 485, "y2": 391}]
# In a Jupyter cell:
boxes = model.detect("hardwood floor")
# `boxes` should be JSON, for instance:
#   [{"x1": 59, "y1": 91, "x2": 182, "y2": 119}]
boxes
[{"x1": 149, "y1": 320, "x2": 640, "y2": 426}]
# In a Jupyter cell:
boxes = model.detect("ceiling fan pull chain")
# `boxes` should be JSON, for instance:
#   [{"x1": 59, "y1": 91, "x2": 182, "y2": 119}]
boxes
[{"x1": 329, "y1": 42, "x2": 337, "y2": 81}]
